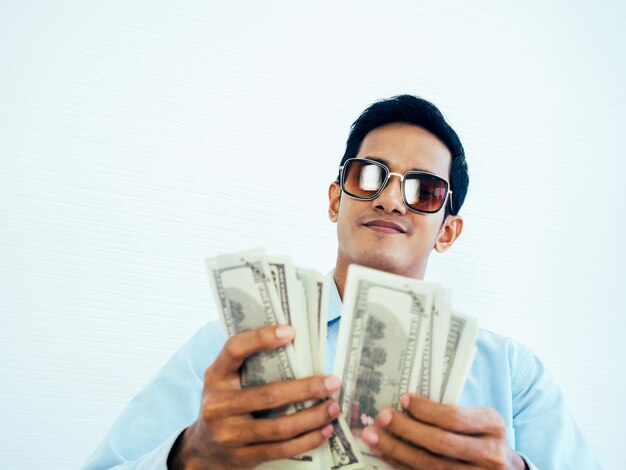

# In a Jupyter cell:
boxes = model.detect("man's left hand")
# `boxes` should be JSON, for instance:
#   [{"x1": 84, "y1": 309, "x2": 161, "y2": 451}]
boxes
[{"x1": 361, "y1": 393, "x2": 526, "y2": 470}]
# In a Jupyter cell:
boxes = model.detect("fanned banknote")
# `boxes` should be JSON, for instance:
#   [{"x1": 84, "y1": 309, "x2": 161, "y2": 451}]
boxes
[
  {"x1": 333, "y1": 264, "x2": 478, "y2": 470},
  {"x1": 206, "y1": 249, "x2": 363, "y2": 469},
  {"x1": 333, "y1": 264, "x2": 435, "y2": 465},
  {"x1": 206, "y1": 249, "x2": 317, "y2": 469},
  {"x1": 297, "y1": 269, "x2": 365, "y2": 470},
  {"x1": 440, "y1": 312, "x2": 478, "y2": 404},
  {"x1": 417, "y1": 287, "x2": 452, "y2": 402},
  {"x1": 206, "y1": 250, "x2": 477, "y2": 470},
  {"x1": 296, "y1": 268, "x2": 329, "y2": 375},
  {"x1": 206, "y1": 248, "x2": 303, "y2": 398},
  {"x1": 269, "y1": 256, "x2": 314, "y2": 378}
]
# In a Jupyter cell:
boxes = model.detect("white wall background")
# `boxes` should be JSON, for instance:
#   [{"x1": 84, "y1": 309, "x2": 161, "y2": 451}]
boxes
[{"x1": 1, "y1": 1, "x2": 625, "y2": 468}]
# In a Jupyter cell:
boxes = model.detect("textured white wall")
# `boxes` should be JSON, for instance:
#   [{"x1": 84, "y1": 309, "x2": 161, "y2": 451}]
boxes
[{"x1": 1, "y1": 1, "x2": 624, "y2": 468}]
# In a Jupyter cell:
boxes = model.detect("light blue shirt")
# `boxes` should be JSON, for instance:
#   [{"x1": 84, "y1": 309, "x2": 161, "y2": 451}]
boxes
[{"x1": 84, "y1": 277, "x2": 600, "y2": 469}]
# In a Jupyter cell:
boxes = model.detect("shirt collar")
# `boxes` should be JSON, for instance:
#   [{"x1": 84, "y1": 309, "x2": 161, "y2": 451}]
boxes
[{"x1": 326, "y1": 268, "x2": 342, "y2": 323}]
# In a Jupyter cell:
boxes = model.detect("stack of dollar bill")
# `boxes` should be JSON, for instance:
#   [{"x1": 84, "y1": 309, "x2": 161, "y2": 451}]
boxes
[{"x1": 206, "y1": 248, "x2": 478, "y2": 470}]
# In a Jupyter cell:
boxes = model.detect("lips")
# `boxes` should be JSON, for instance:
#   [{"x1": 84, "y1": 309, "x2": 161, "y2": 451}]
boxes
[{"x1": 363, "y1": 219, "x2": 407, "y2": 234}]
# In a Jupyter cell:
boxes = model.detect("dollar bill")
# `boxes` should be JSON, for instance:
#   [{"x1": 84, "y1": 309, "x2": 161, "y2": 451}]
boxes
[
  {"x1": 327, "y1": 415, "x2": 364, "y2": 470},
  {"x1": 417, "y1": 287, "x2": 452, "y2": 402},
  {"x1": 206, "y1": 248, "x2": 303, "y2": 398},
  {"x1": 206, "y1": 249, "x2": 321, "y2": 469},
  {"x1": 297, "y1": 268, "x2": 365, "y2": 470},
  {"x1": 411, "y1": 285, "x2": 476, "y2": 405},
  {"x1": 208, "y1": 250, "x2": 362, "y2": 469},
  {"x1": 416, "y1": 289, "x2": 437, "y2": 399},
  {"x1": 296, "y1": 268, "x2": 329, "y2": 376},
  {"x1": 440, "y1": 312, "x2": 478, "y2": 404},
  {"x1": 333, "y1": 264, "x2": 434, "y2": 464},
  {"x1": 269, "y1": 256, "x2": 314, "y2": 378}
]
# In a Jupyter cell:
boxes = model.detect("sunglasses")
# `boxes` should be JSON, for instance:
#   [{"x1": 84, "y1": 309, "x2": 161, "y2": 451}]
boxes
[{"x1": 338, "y1": 158, "x2": 453, "y2": 214}]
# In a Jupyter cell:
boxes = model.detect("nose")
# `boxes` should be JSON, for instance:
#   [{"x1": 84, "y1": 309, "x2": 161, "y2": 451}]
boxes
[{"x1": 372, "y1": 173, "x2": 406, "y2": 215}]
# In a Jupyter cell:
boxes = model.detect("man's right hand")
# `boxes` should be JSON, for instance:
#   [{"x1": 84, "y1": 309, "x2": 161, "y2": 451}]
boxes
[{"x1": 168, "y1": 324, "x2": 341, "y2": 470}]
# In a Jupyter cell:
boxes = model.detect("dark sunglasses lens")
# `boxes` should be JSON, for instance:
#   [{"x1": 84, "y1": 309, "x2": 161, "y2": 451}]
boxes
[
  {"x1": 343, "y1": 160, "x2": 386, "y2": 198},
  {"x1": 404, "y1": 174, "x2": 448, "y2": 212}
]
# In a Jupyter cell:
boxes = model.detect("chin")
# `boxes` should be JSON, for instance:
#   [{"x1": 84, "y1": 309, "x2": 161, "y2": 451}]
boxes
[{"x1": 350, "y1": 249, "x2": 413, "y2": 277}]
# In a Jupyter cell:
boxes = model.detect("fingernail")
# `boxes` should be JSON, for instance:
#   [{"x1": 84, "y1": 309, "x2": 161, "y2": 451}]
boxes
[
  {"x1": 399, "y1": 394, "x2": 409, "y2": 408},
  {"x1": 328, "y1": 402, "x2": 340, "y2": 418},
  {"x1": 275, "y1": 325, "x2": 294, "y2": 339},
  {"x1": 322, "y1": 424, "x2": 333, "y2": 438},
  {"x1": 324, "y1": 376, "x2": 341, "y2": 392},
  {"x1": 361, "y1": 427, "x2": 379, "y2": 445},
  {"x1": 378, "y1": 409, "x2": 392, "y2": 427}
]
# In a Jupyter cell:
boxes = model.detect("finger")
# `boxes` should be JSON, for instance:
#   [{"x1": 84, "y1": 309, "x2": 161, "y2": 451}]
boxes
[
  {"x1": 400, "y1": 394, "x2": 506, "y2": 436},
  {"x1": 376, "y1": 455, "x2": 415, "y2": 470},
  {"x1": 234, "y1": 423, "x2": 333, "y2": 466},
  {"x1": 247, "y1": 400, "x2": 340, "y2": 443},
  {"x1": 367, "y1": 447, "x2": 413, "y2": 470},
  {"x1": 377, "y1": 408, "x2": 493, "y2": 463},
  {"x1": 210, "y1": 325, "x2": 294, "y2": 378},
  {"x1": 202, "y1": 375, "x2": 341, "y2": 419},
  {"x1": 362, "y1": 426, "x2": 481, "y2": 470},
  {"x1": 230, "y1": 400, "x2": 340, "y2": 444}
]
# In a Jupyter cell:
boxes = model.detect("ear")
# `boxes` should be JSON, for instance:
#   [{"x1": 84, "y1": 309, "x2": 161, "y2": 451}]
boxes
[
  {"x1": 328, "y1": 182, "x2": 341, "y2": 223},
  {"x1": 434, "y1": 215, "x2": 463, "y2": 253}
]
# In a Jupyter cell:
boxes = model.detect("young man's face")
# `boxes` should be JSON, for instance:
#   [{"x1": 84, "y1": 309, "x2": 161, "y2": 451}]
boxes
[{"x1": 328, "y1": 123, "x2": 463, "y2": 279}]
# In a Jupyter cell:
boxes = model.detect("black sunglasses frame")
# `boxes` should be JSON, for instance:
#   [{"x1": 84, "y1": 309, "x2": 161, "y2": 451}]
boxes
[{"x1": 338, "y1": 157, "x2": 453, "y2": 214}]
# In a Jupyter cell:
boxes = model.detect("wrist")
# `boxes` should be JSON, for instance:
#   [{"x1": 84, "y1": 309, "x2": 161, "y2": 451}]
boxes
[{"x1": 167, "y1": 427, "x2": 194, "y2": 470}]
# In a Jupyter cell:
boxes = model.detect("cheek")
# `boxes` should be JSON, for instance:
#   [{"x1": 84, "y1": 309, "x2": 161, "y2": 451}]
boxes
[
  {"x1": 413, "y1": 211, "x2": 445, "y2": 235},
  {"x1": 337, "y1": 198, "x2": 357, "y2": 227},
  {"x1": 336, "y1": 206, "x2": 355, "y2": 242},
  {"x1": 403, "y1": 216, "x2": 446, "y2": 254},
  {"x1": 336, "y1": 200, "x2": 367, "y2": 246}
]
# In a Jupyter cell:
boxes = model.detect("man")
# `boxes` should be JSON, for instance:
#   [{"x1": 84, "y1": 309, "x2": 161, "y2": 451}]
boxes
[{"x1": 84, "y1": 95, "x2": 599, "y2": 469}]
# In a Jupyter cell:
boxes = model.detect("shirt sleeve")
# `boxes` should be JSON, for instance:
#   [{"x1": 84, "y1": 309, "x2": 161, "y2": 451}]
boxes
[
  {"x1": 82, "y1": 322, "x2": 225, "y2": 470},
  {"x1": 511, "y1": 347, "x2": 601, "y2": 469},
  {"x1": 517, "y1": 452, "x2": 537, "y2": 470}
]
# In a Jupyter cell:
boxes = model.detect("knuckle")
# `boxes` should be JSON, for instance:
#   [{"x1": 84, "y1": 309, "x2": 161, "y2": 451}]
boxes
[
  {"x1": 268, "y1": 440, "x2": 292, "y2": 460},
  {"x1": 489, "y1": 414, "x2": 506, "y2": 437},
  {"x1": 380, "y1": 434, "x2": 396, "y2": 455},
  {"x1": 313, "y1": 378, "x2": 326, "y2": 396},
  {"x1": 486, "y1": 455, "x2": 507, "y2": 470},
  {"x1": 259, "y1": 326, "x2": 275, "y2": 344},
  {"x1": 487, "y1": 407, "x2": 505, "y2": 425},
  {"x1": 310, "y1": 429, "x2": 328, "y2": 448},
  {"x1": 244, "y1": 424, "x2": 262, "y2": 443},
  {"x1": 212, "y1": 427, "x2": 238, "y2": 446},
  {"x1": 285, "y1": 430, "x2": 326, "y2": 458},
  {"x1": 257, "y1": 384, "x2": 279, "y2": 405},
  {"x1": 203, "y1": 365, "x2": 213, "y2": 382},
  {"x1": 224, "y1": 336, "x2": 245, "y2": 361},
  {"x1": 480, "y1": 442, "x2": 507, "y2": 469},
  {"x1": 493, "y1": 423, "x2": 506, "y2": 438},
  {"x1": 274, "y1": 418, "x2": 294, "y2": 440},
  {"x1": 435, "y1": 431, "x2": 454, "y2": 451},
  {"x1": 201, "y1": 399, "x2": 224, "y2": 421},
  {"x1": 444, "y1": 408, "x2": 464, "y2": 431},
  {"x1": 317, "y1": 402, "x2": 333, "y2": 423},
  {"x1": 203, "y1": 364, "x2": 225, "y2": 388}
]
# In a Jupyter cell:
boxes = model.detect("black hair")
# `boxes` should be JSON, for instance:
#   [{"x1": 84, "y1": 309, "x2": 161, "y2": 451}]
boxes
[{"x1": 336, "y1": 94, "x2": 469, "y2": 217}]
